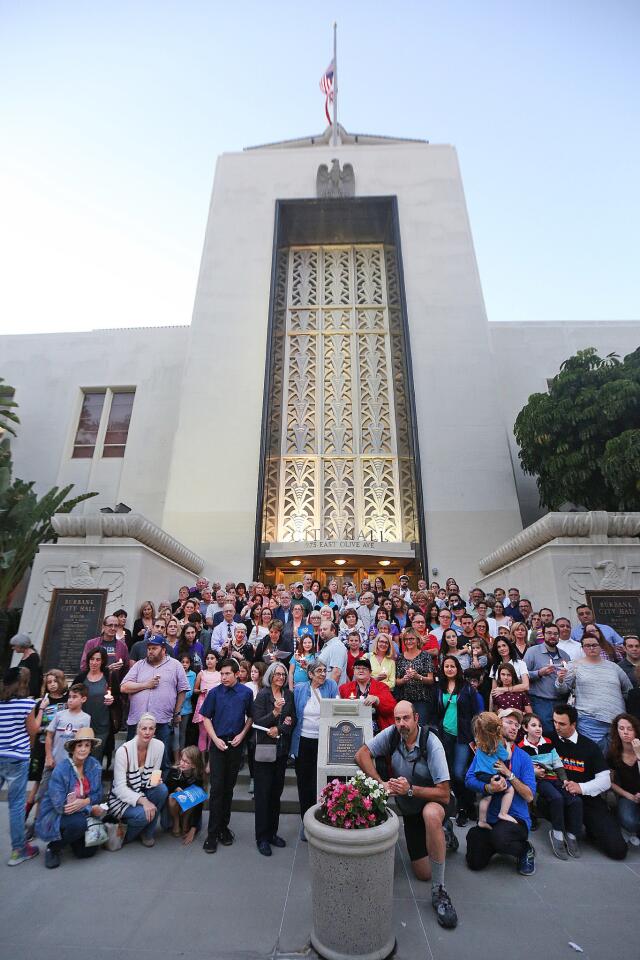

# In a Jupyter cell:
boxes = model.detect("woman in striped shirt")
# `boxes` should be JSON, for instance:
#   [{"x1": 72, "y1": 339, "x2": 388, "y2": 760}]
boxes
[
  {"x1": 107, "y1": 712, "x2": 168, "y2": 845},
  {"x1": 0, "y1": 667, "x2": 39, "y2": 865}
]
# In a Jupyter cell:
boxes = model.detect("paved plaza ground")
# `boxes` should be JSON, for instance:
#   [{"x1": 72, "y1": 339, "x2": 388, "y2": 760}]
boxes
[{"x1": 1, "y1": 804, "x2": 639, "y2": 960}]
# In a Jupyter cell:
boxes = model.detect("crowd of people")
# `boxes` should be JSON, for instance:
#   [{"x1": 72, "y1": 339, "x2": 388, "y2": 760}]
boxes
[{"x1": 1, "y1": 572, "x2": 639, "y2": 928}]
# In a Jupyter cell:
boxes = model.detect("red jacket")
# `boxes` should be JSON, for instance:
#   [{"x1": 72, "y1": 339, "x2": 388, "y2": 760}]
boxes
[{"x1": 339, "y1": 678, "x2": 396, "y2": 730}]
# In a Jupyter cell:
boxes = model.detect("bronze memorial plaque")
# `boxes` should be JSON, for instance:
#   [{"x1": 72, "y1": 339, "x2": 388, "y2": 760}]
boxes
[
  {"x1": 585, "y1": 590, "x2": 640, "y2": 639},
  {"x1": 327, "y1": 720, "x2": 364, "y2": 765},
  {"x1": 42, "y1": 589, "x2": 108, "y2": 674}
]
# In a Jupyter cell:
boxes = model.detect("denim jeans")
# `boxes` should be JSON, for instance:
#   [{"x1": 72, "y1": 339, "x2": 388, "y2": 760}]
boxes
[
  {"x1": 121, "y1": 784, "x2": 169, "y2": 842},
  {"x1": 0, "y1": 758, "x2": 29, "y2": 851},
  {"x1": 529, "y1": 696, "x2": 557, "y2": 736},
  {"x1": 53, "y1": 811, "x2": 97, "y2": 859},
  {"x1": 616, "y1": 796, "x2": 640, "y2": 836},
  {"x1": 439, "y1": 732, "x2": 473, "y2": 814},
  {"x1": 577, "y1": 715, "x2": 611, "y2": 753}
]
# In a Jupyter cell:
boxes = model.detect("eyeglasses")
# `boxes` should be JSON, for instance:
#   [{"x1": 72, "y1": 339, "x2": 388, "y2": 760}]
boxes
[{"x1": 582, "y1": 643, "x2": 599, "y2": 649}]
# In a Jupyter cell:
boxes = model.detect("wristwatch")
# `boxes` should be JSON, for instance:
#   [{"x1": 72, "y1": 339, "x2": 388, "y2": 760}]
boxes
[
  {"x1": 407, "y1": 786, "x2": 414, "y2": 798},
  {"x1": 507, "y1": 772, "x2": 516, "y2": 782}
]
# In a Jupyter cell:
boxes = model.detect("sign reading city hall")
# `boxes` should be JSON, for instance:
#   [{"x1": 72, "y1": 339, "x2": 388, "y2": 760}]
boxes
[
  {"x1": 586, "y1": 590, "x2": 640, "y2": 639},
  {"x1": 42, "y1": 589, "x2": 108, "y2": 673}
]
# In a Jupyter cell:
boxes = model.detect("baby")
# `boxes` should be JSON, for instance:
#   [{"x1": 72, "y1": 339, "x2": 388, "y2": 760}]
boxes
[{"x1": 472, "y1": 711, "x2": 517, "y2": 829}]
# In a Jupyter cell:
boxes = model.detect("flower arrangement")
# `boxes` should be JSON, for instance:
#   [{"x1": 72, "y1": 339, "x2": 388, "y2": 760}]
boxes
[{"x1": 317, "y1": 773, "x2": 390, "y2": 829}]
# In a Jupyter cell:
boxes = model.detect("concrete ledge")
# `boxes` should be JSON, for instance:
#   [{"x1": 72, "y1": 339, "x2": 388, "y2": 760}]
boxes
[
  {"x1": 52, "y1": 512, "x2": 205, "y2": 574},
  {"x1": 479, "y1": 511, "x2": 640, "y2": 575}
]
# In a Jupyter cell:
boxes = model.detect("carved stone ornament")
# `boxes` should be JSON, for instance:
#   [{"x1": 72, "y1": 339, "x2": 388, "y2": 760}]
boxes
[{"x1": 316, "y1": 159, "x2": 355, "y2": 199}]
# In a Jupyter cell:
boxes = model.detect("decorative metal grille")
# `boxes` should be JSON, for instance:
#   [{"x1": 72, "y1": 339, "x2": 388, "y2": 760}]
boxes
[{"x1": 277, "y1": 244, "x2": 402, "y2": 542}]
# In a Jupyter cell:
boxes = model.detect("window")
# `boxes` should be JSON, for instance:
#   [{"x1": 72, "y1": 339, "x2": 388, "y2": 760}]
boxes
[
  {"x1": 72, "y1": 392, "x2": 105, "y2": 458},
  {"x1": 102, "y1": 392, "x2": 135, "y2": 458},
  {"x1": 71, "y1": 389, "x2": 135, "y2": 459}
]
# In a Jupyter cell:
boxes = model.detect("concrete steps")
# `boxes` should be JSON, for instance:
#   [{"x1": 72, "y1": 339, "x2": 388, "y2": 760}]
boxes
[{"x1": 231, "y1": 768, "x2": 300, "y2": 814}]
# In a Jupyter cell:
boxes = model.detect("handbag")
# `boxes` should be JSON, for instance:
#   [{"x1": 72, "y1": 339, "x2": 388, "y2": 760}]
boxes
[
  {"x1": 84, "y1": 816, "x2": 109, "y2": 847},
  {"x1": 70, "y1": 760, "x2": 107, "y2": 847},
  {"x1": 104, "y1": 821, "x2": 126, "y2": 851},
  {"x1": 255, "y1": 743, "x2": 278, "y2": 762}
]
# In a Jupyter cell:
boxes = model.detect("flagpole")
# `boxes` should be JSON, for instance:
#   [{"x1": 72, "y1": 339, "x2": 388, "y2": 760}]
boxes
[{"x1": 331, "y1": 22, "x2": 338, "y2": 146}]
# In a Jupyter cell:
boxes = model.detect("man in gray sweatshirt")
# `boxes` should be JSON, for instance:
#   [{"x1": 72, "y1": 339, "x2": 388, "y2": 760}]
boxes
[{"x1": 524, "y1": 624, "x2": 571, "y2": 734}]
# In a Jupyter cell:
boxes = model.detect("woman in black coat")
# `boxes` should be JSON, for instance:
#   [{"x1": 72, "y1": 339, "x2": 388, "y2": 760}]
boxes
[{"x1": 252, "y1": 661, "x2": 296, "y2": 856}]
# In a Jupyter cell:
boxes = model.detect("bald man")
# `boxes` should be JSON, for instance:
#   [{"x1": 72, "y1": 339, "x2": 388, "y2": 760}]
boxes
[{"x1": 355, "y1": 700, "x2": 458, "y2": 929}]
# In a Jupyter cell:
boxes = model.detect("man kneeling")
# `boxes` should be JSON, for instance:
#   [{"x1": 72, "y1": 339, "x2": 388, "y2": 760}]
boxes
[{"x1": 355, "y1": 700, "x2": 458, "y2": 929}]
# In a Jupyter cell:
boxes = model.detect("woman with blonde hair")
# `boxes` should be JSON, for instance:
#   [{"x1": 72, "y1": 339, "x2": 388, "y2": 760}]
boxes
[
  {"x1": 107, "y1": 713, "x2": 168, "y2": 845},
  {"x1": 133, "y1": 601, "x2": 156, "y2": 641},
  {"x1": 510, "y1": 621, "x2": 530, "y2": 659},
  {"x1": 367, "y1": 631, "x2": 396, "y2": 689}
]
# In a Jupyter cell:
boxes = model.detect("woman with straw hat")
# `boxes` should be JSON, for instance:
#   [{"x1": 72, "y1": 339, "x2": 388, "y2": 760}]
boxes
[{"x1": 36, "y1": 727, "x2": 104, "y2": 868}]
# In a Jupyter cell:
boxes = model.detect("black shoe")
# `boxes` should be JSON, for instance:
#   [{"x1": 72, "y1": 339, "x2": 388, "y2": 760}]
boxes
[
  {"x1": 203, "y1": 837, "x2": 218, "y2": 854},
  {"x1": 530, "y1": 814, "x2": 539, "y2": 832},
  {"x1": 257, "y1": 840, "x2": 272, "y2": 856},
  {"x1": 455, "y1": 811, "x2": 468, "y2": 828},
  {"x1": 431, "y1": 886, "x2": 458, "y2": 929},
  {"x1": 443, "y1": 818, "x2": 459, "y2": 853},
  {"x1": 45, "y1": 845, "x2": 61, "y2": 869},
  {"x1": 270, "y1": 835, "x2": 286, "y2": 848},
  {"x1": 218, "y1": 827, "x2": 234, "y2": 846}
]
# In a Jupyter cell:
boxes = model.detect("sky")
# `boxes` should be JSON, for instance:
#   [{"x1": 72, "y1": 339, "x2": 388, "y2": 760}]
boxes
[{"x1": 0, "y1": 0, "x2": 638, "y2": 335}]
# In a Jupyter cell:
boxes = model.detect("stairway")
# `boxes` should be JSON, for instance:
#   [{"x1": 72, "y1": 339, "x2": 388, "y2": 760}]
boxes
[{"x1": 231, "y1": 767, "x2": 300, "y2": 814}]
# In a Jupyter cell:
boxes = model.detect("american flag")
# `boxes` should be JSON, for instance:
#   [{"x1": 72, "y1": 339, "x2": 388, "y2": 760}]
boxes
[{"x1": 319, "y1": 59, "x2": 334, "y2": 125}]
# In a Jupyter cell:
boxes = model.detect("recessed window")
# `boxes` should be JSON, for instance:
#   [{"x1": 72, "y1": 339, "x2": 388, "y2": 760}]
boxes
[
  {"x1": 102, "y1": 392, "x2": 135, "y2": 458},
  {"x1": 71, "y1": 389, "x2": 135, "y2": 460},
  {"x1": 72, "y1": 392, "x2": 105, "y2": 458}
]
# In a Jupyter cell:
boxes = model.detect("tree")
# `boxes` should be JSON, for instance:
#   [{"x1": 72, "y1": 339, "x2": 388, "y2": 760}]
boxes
[
  {"x1": 514, "y1": 347, "x2": 640, "y2": 511},
  {"x1": 0, "y1": 379, "x2": 97, "y2": 660}
]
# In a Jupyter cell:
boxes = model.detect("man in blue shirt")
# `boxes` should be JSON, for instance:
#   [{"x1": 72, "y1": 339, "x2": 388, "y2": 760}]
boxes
[
  {"x1": 200, "y1": 659, "x2": 253, "y2": 853},
  {"x1": 465, "y1": 707, "x2": 537, "y2": 876},
  {"x1": 570, "y1": 605, "x2": 623, "y2": 645}
]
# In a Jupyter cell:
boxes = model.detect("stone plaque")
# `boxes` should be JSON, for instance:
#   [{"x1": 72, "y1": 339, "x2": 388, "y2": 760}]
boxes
[
  {"x1": 42, "y1": 589, "x2": 108, "y2": 674},
  {"x1": 585, "y1": 590, "x2": 640, "y2": 639},
  {"x1": 328, "y1": 720, "x2": 364, "y2": 765},
  {"x1": 317, "y1": 699, "x2": 374, "y2": 792}
]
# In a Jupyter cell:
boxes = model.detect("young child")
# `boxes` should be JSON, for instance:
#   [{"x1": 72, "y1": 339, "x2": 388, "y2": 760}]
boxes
[
  {"x1": 192, "y1": 652, "x2": 221, "y2": 755},
  {"x1": 26, "y1": 670, "x2": 68, "y2": 821},
  {"x1": 472, "y1": 711, "x2": 516, "y2": 829},
  {"x1": 518, "y1": 712, "x2": 568, "y2": 839},
  {"x1": 44, "y1": 683, "x2": 90, "y2": 784},
  {"x1": 178, "y1": 655, "x2": 197, "y2": 758},
  {"x1": 163, "y1": 746, "x2": 205, "y2": 845}
]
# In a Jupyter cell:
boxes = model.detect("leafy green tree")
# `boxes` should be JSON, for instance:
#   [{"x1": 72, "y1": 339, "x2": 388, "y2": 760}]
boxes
[
  {"x1": 514, "y1": 347, "x2": 640, "y2": 511},
  {"x1": 0, "y1": 379, "x2": 97, "y2": 660}
]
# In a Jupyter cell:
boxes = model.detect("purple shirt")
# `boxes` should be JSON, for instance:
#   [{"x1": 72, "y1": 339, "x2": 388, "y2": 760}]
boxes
[{"x1": 122, "y1": 655, "x2": 190, "y2": 725}]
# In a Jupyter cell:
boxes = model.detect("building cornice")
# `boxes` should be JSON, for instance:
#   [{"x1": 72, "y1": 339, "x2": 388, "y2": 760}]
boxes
[
  {"x1": 51, "y1": 513, "x2": 204, "y2": 574},
  {"x1": 479, "y1": 511, "x2": 640, "y2": 575}
]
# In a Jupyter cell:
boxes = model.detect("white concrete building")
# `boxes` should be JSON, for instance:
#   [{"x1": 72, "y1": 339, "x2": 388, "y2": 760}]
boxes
[{"x1": 3, "y1": 127, "x2": 639, "y2": 600}]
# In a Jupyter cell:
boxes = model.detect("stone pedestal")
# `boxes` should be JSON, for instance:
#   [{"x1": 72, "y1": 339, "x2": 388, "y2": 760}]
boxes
[
  {"x1": 477, "y1": 511, "x2": 640, "y2": 621},
  {"x1": 317, "y1": 699, "x2": 374, "y2": 791},
  {"x1": 18, "y1": 513, "x2": 204, "y2": 658},
  {"x1": 304, "y1": 804, "x2": 399, "y2": 960}
]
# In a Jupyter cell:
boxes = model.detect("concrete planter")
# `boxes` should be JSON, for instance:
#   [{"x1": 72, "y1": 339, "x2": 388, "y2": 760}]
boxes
[{"x1": 303, "y1": 804, "x2": 399, "y2": 960}]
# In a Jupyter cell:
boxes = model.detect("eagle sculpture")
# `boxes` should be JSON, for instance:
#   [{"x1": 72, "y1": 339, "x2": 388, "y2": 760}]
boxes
[{"x1": 316, "y1": 159, "x2": 355, "y2": 199}]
